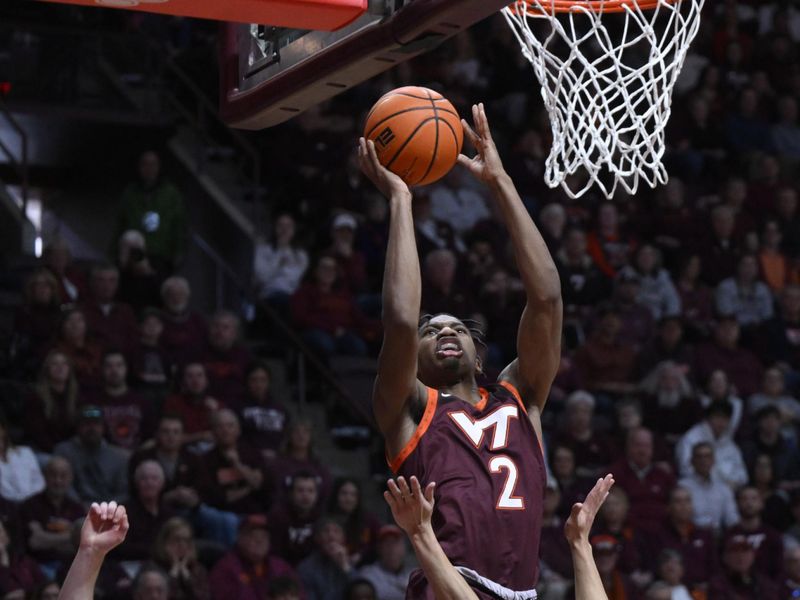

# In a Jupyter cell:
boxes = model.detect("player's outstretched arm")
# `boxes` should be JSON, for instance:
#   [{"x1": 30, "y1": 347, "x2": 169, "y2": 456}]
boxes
[
  {"x1": 385, "y1": 476, "x2": 478, "y2": 600},
  {"x1": 59, "y1": 501, "x2": 129, "y2": 600},
  {"x1": 359, "y1": 139, "x2": 424, "y2": 450},
  {"x1": 459, "y1": 104, "x2": 562, "y2": 413},
  {"x1": 564, "y1": 474, "x2": 614, "y2": 600}
]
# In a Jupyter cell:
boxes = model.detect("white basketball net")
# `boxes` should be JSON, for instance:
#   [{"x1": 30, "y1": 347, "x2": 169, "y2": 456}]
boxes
[{"x1": 502, "y1": 0, "x2": 705, "y2": 198}]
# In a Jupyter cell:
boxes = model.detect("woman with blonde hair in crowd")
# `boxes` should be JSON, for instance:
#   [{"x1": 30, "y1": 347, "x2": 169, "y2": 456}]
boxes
[
  {"x1": 25, "y1": 350, "x2": 80, "y2": 453},
  {"x1": 13, "y1": 269, "x2": 63, "y2": 373},
  {"x1": 151, "y1": 517, "x2": 210, "y2": 600}
]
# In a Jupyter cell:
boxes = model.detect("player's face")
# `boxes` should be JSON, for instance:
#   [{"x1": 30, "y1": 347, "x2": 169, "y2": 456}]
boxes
[{"x1": 417, "y1": 315, "x2": 479, "y2": 387}]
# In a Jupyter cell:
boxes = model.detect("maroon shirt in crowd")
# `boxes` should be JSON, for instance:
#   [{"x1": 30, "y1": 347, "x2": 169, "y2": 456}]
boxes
[
  {"x1": 19, "y1": 491, "x2": 84, "y2": 563},
  {"x1": 81, "y1": 301, "x2": 138, "y2": 357},
  {"x1": 552, "y1": 431, "x2": 616, "y2": 480},
  {"x1": 208, "y1": 550, "x2": 299, "y2": 600},
  {"x1": 707, "y1": 570, "x2": 780, "y2": 600},
  {"x1": 649, "y1": 522, "x2": 717, "y2": 587},
  {"x1": 267, "y1": 503, "x2": 320, "y2": 566},
  {"x1": 0, "y1": 555, "x2": 45, "y2": 595},
  {"x1": 268, "y1": 456, "x2": 332, "y2": 505},
  {"x1": 725, "y1": 525, "x2": 785, "y2": 581},
  {"x1": 196, "y1": 444, "x2": 270, "y2": 515},
  {"x1": 238, "y1": 398, "x2": 288, "y2": 455},
  {"x1": 160, "y1": 310, "x2": 207, "y2": 367},
  {"x1": 291, "y1": 282, "x2": 365, "y2": 336},
  {"x1": 24, "y1": 391, "x2": 77, "y2": 453},
  {"x1": 162, "y1": 393, "x2": 219, "y2": 436},
  {"x1": 590, "y1": 523, "x2": 648, "y2": 575},
  {"x1": 540, "y1": 516, "x2": 573, "y2": 579},
  {"x1": 609, "y1": 460, "x2": 675, "y2": 534},
  {"x1": 114, "y1": 498, "x2": 175, "y2": 560},
  {"x1": 199, "y1": 344, "x2": 253, "y2": 405},
  {"x1": 693, "y1": 342, "x2": 764, "y2": 398},
  {"x1": 573, "y1": 337, "x2": 637, "y2": 392},
  {"x1": 82, "y1": 389, "x2": 153, "y2": 450}
]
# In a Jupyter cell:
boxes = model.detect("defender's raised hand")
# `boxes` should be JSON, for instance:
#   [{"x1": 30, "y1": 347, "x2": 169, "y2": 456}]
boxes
[
  {"x1": 81, "y1": 501, "x2": 129, "y2": 555},
  {"x1": 384, "y1": 476, "x2": 436, "y2": 537},
  {"x1": 564, "y1": 474, "x2": 615, "y2": 546},
  {"x1": 457, "y1": 103, "x2": 506, "y2": 184},
  {"x1": 358, "y1": 137, "x2": 411, "y2": 199}
]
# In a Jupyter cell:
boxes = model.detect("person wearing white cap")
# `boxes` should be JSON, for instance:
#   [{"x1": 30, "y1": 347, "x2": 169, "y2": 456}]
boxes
[{"x1": 327, "y1": 212, "x2": 368, "y2": 293}]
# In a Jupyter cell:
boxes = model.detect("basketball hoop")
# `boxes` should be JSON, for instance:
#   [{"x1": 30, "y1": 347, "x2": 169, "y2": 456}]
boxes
[{"x1": 502, "y1": 0, "x2": 705, "y2": 198}]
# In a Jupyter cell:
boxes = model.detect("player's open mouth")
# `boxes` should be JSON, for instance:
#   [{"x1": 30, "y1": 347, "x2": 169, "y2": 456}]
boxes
[{"x1": 435, "y1": 339, "x2": 463, "y2": 359}]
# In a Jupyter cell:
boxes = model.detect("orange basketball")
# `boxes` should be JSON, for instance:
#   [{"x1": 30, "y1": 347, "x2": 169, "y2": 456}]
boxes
[{"x1": 363, "y1": 86, "x2": 463, "y2": 187}]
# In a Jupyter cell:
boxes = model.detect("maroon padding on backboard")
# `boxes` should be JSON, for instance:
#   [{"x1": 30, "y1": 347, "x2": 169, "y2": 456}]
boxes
[{"x1": 219, "y1": 0, "x2": 514, "y2": 129}]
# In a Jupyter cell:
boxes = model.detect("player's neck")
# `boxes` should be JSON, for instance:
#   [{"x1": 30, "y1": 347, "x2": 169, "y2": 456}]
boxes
[{"x1": 439, "y1": 381, "x2": 481, "y2": 405}]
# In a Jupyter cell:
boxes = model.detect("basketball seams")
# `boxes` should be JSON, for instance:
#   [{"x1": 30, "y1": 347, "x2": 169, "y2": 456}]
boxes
[
  {"x1": 385, "y1": 116, "x2": 439, "y2": 171},
  {"x1": 364, "y1": 106, "x2": 458, "y2": 140},
  {"x1": 415, "y1": 89, "x2": 441, "y2": 186}
]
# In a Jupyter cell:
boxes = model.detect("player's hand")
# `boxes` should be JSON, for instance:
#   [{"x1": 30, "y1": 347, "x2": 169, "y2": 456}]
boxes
[
  {"x1": 457, "y1": 103, "x2": 506, "y2": 184},
  {"x1": 80, "y1": 502, "x2": 129, "y2": 555},
  {"x1": 358, "y1": 138, "x2": 411, "y2": 200},
  {"x1": 564, "y1": 474, "x2": 614, "y2": 546},
  {"x1": 384, "y1": 476, "x2": 435, "y2": 536}
]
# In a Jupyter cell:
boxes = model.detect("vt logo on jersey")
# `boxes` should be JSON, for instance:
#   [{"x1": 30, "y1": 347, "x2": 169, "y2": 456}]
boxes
[{"x1": 448, "y1": 404, "x2": 525, "y2": 510}]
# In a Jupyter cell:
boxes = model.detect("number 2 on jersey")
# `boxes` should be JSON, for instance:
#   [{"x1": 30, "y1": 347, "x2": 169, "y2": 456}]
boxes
[{"x1": 489, "y1": 455, "x2": 525, "y2": 510}]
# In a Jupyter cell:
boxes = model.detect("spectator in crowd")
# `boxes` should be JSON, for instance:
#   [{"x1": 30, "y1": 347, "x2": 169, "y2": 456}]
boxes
[
  {"x1": 117, "y1": 460, "x2": 174, "y2": 560},
  {"x1": 115, "y1": 150, "x2": 187, "y2": 271},
  {"x1": 611, "y1": 271, "x2": 656, "y2": 349},
  {"x1": 267, "y1": 576, "x2": 303, "y2": 600},
  {"x1": 677, "y1": 442, "x2": 740, "y2": 531},
  {"x1": 636, "y1": 316, "x2": 694, "y2": 378},
  {"x1": 209, "y1": 514, "x2": 298, "y2": 600},
  {"x1": 758, "y1": 218, "x2": 796, "y2": 293},
  {"x1": 650, "y1": 486, "x2": 717, "y2": 593},
  {"x1": 269, "y1": 472, "x2": 322, "y2": 565},
  {"x1": 715, "y1": 254, "x2": 774, "y2": 327},
  {"x1": 553, "y1": 392, "x2": 615, "y2": 480},
  {"x1": 538, "y1": 480, "x2": 573, "y2": 596},
  {"x1": 129, "y1": 415, "x2": 195, "y2": 502},
  {"x1": 589, "y1": 534, "x2": 637, "y2": 600},
  {"x1": 80, "y1": 264, "x2": 139, "y2": 357},
  {"x1": 411, "y1": 191, "x2": 464, "y2": 258},
  {"x1": 549, "y1": 444, "x2": 595, "y2": 518},
  {"x1": 748, "y1": 366, "x2": 800, "y2": 432},
  {"x1": 727, "y1": 486, "x2": 784, "y2": 581},
  {"x1": 573, "y1": 306, "x2": 637, "y2": 397},
  {"x1": 749, "y1": 453, "x2": 793, "y2": 531},
  {"x1": 327, "y1": 477, "x2": 381, "y2": 566},
  {"x1": 151, "y1": 517, "x2": 210, "y2": 600},
  {"x1": 674, "y1": 254, "x2": 715, "y2": 339},
  {"x1": 159, "y1": 276, "x2": 208, "y2": 366},
  {"x1": 693, "y1": 316, "x2": 764, "y2": 399},
  {"x1": 271, "y1": 418, "x2": 332, "y2": 503},
  {"x1": 253, "y1": 212, "x2": 309, "y2": 310},
  {"x1": 297, "y1": 517, "x2": 352, "y2": 600},
  {"x1": 676, "y1": 400, "x2": 748, "y2": 488},
  {"x1": 200, "y1": 310, "x2": 253, "y2": 404},
  {"x1": 697, "y1": 369, "x2": 744, "y2": 430},
  {"x1": 24, "y1": 350, "x2": 79, "y2": 453},
  {"x1": 609, "y1": 427, "x2": 675, "y2": 534},
  {"x1": 538, "y1": 203, "x2": 567, "y2": 252},
  {"x1": 725, "y1": 87, "x2": 772, "y2": 155},
  {"x1": 326, "y1": 212, "x2": 368, "y2": 294},
  {"x1": 13, "y1": 269, "x2": 62, "y2": 370},
  {"x1": 238, "y1": 361, "x2": 288, "y2": 461},
  {"x1": 54, "y1": 405, "x2": 128, "y2": 504},
  {"x1": 708, "y1": 534, "x2": 779, "y2": 600},
  {"x1": 428, "y1": 167, "x2": 490, "y2": 236},
  {"x1": 355, "y1": 525, "x2": 413, "y2": 600},
  {"x1": 760, "y1": 284, "x2": 800, "y2": 377},
  {"x1": 131, "y1": 567, "x2": 170, "y2": 600},
  {"x1": 291, "y1": 254, "x2": 371, "y2": 358},
  {"x1": 556, "y1": 227, "x2": 612, "y2": 317},
  {"x1": 619, "y1": 244, "x2": 681, "y2": 321},
  {"x1": 591, "y1": 486, "x2": 649, "y2": 578},
  {"x1": 86, "y1": 350, "x2": 151, "y2": 450},
  {"x1": 771, "y1": 95, "x2": 800, "y2": 158},
  {"x1": 420, "y1": 248, "x2": 475, "y2": 318},
  {"x1": 639, "y1": 361, "x2": 703, "y2": 447},
  {"x1": 653, "y1": 550, "x2": 693, "y2": 600},
  {"x1": 774, "y1": 187, "x2": 800, "y2": 259},
  {"x1": 42, "y1": 238, "x2": 87, "y2": 305},
  {"x1": 783, "y1": 546, "x2": 800, "y2": 599},
  {"x1": 52, "y1": 308, "x2": 104, "y2": 391},
  {"x1": 0, "y1": 520, "x2": 45, "y2": 598},
  {"x1": 0, "y1": 414, "x2": 45, "y2": 503},
  {"x1": 162, "y1": 362, "x2": 219, "y2": 449},
  {"x1": 479, "y1": 268, "x2": 526, "y2": 365},
  {"x1": 20, "y1": 457, "x2": 84, "y2": 572},
  {"x1": 130, "y1": 308, "x2": 171, "y2": 396},
  {"x1": 740, "y1": 405, "x2": 800, "y2": 484},
  {"x1": 117, "y1": 230, "x2": 162, "y2": 312},
  {"x1": 699, "y1": 205, "x2": 741, "y2": 287},
  {"x1": 356, "y1": 193, "x2": 390, "y2": 294},
  {"x1": 196, "y1": 409, "x2": 269, "y2": 515},
  {"x1": 586, "y1": 202, "x2": 635, "y2": 278}
]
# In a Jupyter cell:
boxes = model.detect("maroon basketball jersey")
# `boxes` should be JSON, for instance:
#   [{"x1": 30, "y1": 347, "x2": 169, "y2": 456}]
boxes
[{"x1": 391, "y1": 381, "x2": 546, "y2": 596}]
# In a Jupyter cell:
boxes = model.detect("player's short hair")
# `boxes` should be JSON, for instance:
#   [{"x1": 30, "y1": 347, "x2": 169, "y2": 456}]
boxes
[{"x1": 418, "y1": 313, "x2": 487, "y2": 350}]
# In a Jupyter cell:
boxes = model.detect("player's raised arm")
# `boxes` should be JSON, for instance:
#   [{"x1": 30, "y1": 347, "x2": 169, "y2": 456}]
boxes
[
  {"x1": 359, "y1": 139, "x2": 424, "y2": 449},
  {"x1": 458, "y1": 104, "x2": 562, "y2": 413},
  {"x1": 59, "y1": 501, "x2": 129, "y2": 600}
]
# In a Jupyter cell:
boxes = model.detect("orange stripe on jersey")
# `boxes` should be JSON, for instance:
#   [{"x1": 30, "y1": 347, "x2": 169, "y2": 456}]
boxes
[
  {"x1": 498, "y1": 380, "x2": 528, "y2": 415},
  {"x1": 388, "y1": 387, "x2": 438, "y2": 474},
  {"x1": 475, "y1": 388, "x2": 490, "y2": 411}
]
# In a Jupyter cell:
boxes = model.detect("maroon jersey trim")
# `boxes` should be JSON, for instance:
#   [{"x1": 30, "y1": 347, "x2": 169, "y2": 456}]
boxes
[
  {"x1": 388, "y1": 386, "x2": 439, "y2": 474},
  {"x1": 498, "y1": 380, "x2": 527, "y2": 414}
]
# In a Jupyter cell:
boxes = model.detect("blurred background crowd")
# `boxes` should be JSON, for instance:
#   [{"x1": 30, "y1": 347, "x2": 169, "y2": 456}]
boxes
[{"x1": 2, "y1": 0, "x2": 800, "y2": 599}]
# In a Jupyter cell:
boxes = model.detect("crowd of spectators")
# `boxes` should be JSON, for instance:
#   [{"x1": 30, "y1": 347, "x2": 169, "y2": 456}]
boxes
[{"x1": 4, "y1": 0, "x2": 800, "y2": 599}]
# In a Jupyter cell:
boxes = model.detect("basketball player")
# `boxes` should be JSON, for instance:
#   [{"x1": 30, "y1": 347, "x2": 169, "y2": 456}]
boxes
[
  {"x1": 358, "y1": 103, "x2": 562, "y2": 599},
  {"x1": 384, "y1": 474, "x2": 615, "y2": 600}
]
